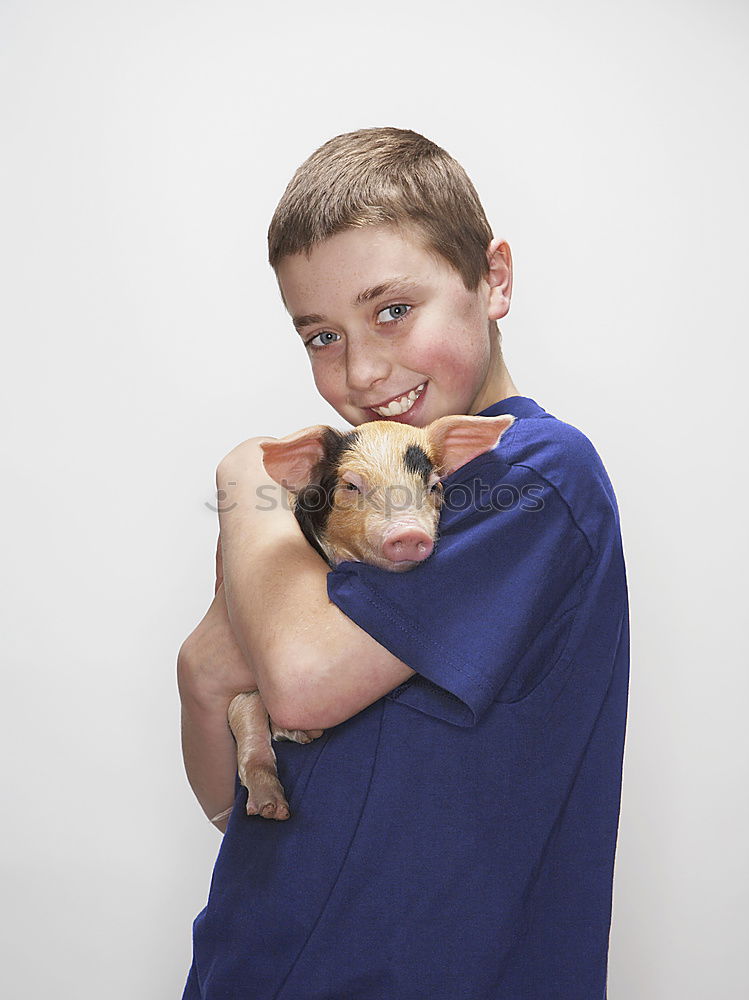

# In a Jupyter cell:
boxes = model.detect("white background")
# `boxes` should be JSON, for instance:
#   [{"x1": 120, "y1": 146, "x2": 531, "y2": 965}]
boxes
[{"x1": 2, "y1": 1, "x2": 747, "y2": 997}]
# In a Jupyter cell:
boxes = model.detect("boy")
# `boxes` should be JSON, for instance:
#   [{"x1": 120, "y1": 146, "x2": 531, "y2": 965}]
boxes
[{"x1": 178, "y1": 127, "x2": 629, "y2": 999}]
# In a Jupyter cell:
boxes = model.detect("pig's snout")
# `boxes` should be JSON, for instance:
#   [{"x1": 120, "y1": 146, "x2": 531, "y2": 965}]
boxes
[{"x1": 382, "y1": 528, "x2": 434, "y2": 565}]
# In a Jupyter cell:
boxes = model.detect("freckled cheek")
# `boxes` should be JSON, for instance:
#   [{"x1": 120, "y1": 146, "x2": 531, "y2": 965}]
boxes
[
  {"x1": 312, "y1": 359, "x2": 347, "y2": 408},
  {"x1": 416, "y1": 335, "x2": 488, "y2": 392}
]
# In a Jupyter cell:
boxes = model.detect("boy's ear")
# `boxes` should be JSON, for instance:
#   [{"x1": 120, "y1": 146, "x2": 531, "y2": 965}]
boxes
[
  {"x1": 427, "y1": 414, "x2": 515, "y2": 477},
  {"x1": 260, "y1": 424, "x2": 332, "y2": 492},
  {"x1": 486, "y1": 237, "x2": 513, "y2": 320}
]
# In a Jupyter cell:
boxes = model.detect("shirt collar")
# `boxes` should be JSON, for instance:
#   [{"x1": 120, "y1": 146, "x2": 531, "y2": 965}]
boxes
[{"x1": 476, "y1": 395, "x2": 546, "y2": 420}]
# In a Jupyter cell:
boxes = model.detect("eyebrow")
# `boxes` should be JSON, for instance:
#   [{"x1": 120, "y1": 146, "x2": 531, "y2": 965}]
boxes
[{"x1": 292, "y1": 276, "x2": 421, "y2": 332}]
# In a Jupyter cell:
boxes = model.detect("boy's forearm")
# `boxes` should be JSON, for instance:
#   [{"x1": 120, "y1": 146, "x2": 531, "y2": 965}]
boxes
[
  {"x1": 180, "y1": 695, "x2": 237, "y2": 833},
  {"x1": 177, "y1": 584, "x2": 260, "y2": 832}
]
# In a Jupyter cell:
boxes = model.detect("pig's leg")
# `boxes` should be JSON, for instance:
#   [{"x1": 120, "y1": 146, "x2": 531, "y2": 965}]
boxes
[
  {"x1": 269, "y1": 721, "x2": 325, "y2": 744},
  {"x1": 227, "y1": 692, "x2": 290, "y2": 821}
]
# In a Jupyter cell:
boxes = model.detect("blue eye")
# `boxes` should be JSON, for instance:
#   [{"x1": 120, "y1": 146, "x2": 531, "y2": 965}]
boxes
[
  {"x1": 305, "y1": 303, "x2": 411, "y2": 350},
  {"x1": 307, "y1": 330, "x2": 341, "y2": 349},
  {"x1": 377, "y1": 303, "x2": 411, "y2": 323}
]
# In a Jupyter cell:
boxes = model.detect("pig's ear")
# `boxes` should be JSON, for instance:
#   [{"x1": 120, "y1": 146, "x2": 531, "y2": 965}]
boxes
[
  {"x1": 427, "y1": 414, "x2": 516, "y2": 477},
  {"x1": 260, "y1": 424, "x2": 332, "y2": 492}
]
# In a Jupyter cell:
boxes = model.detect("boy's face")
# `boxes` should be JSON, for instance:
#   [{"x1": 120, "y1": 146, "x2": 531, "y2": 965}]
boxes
[{"x1": 276, "y1": 224, "x2": 511, "y2": 428}]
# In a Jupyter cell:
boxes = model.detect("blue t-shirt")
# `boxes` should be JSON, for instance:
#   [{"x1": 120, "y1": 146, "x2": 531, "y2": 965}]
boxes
[{"x1": 183, "y1": 396, "x2": 629, "y2": 1000}]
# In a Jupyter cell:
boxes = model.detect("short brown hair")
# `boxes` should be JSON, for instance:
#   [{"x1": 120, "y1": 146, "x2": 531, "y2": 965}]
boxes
[{"x1": 267, "y1": 127, "x2": 493, "y2": 292}]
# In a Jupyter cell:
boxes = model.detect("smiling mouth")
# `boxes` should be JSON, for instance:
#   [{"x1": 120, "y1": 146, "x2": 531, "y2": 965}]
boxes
[{"x1": 368, "y1": 382, "x2": 426, "y2": 417}]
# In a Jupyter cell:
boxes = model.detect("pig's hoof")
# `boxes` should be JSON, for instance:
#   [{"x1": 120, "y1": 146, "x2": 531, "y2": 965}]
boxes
[
  {"x1": 271, "y1": 723, "x2": 325, "y2": 744},
  {"x1": 240, "y1": 764, "x2": 291, "y2": 821}
]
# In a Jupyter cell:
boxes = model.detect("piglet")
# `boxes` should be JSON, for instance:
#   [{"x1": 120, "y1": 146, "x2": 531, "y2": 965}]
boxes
[{"x1": 227, "y1": 412, "x2": 515, "y2": 820}]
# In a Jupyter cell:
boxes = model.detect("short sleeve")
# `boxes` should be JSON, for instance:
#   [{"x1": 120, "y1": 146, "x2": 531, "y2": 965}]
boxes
[{"x1": 326, "y1": 453, "x2": 592, "y2": 727}]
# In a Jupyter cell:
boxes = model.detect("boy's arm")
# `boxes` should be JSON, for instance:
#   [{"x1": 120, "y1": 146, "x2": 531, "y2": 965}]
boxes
[
  {"x1": 177, "y1": 540, "x2": 259, "y2": 831},
  {"x1": 217, "y1": 438, "x2": 415, "y2": 732}
]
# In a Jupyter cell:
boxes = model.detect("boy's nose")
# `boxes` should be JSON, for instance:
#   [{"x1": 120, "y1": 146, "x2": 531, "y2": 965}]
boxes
[{"x1": 346, "y1": 341, "x2": 391, "y2": 392}]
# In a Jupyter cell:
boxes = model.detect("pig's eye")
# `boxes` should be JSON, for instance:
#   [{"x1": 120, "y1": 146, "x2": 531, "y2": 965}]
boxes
[
  {"x1": 342, "y1": 481, "x2": 360, "y2": 493},
  {"x1": 430, "y1": 480, "x2": 443, "y2": 493}
]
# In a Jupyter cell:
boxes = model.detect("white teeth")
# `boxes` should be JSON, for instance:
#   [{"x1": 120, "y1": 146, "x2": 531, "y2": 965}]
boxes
[{"x1": 372, "y1": 383, "x2": 425, "y2": 417}]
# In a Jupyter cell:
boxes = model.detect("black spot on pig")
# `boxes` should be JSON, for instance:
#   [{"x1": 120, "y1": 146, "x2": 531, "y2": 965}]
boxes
[
  {"x1": 294, "y1": 428, "x2": 360, "y2": 564},
  {"x1": 403, "y1": 444, "x2": 433, "y2": 484}
]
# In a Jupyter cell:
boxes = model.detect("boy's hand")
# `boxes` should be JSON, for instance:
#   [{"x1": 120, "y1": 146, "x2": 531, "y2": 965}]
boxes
[
  {"x1": 217, "y1": 436, "x2": 290, "y2": 540},
  {"x1": 219, "y1": 436, "x2": 276, "y2": 479}
]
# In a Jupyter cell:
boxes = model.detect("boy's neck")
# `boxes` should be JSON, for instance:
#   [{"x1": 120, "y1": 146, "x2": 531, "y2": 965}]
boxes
[{"x1": 469, "y1": 337, "x2": 520, "y2": 415}]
